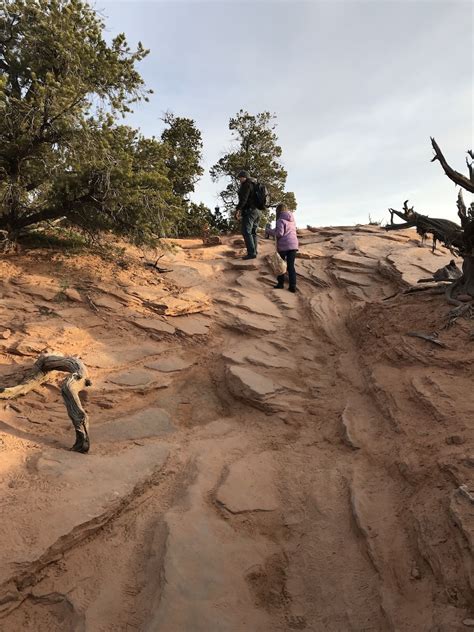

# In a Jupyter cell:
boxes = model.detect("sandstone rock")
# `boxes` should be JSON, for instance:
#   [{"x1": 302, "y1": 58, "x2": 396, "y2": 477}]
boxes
[
  {"x1": 226, "y1": 365, "x2": 282, "y2": 410},
  {"x1": 95, "y1": 407, "x2": 175, "y2": 441},
  {"x1": 221, "y1": 306, "x2": 276, "y2": 334},
  {"x1": 0, "y1": 329, "x2": 11, "y2": 340},
  {"x1": 216, "y1": 452, "x2": 279, "y2": 513},
  {"x1": 222, "y1": 342, "x2": 294, "y2": 369},
  {"x1": 146, "y1": 356, "x2": 194, "y2": 372},
  {"x1": 146, "y1": 454, "x2": 270, "y2": 632},
  {"x1": 231, "y1": 288, "x2": 282, "y2": 318},
  {"x1": 1, "y1": 444, "x2": 169, "y2": 588},
  {"x1": 93, "y1": 295, "x2": 125, "y2": 310},
  {"x1": 165, "y1": 265, "x2": 204, "y2": 288},
  {"x1": 107, "y1": 369, "x2": 162, "y2": 388},
  {"x1": 55, "y1": 307, "x2": 104, "y2": 327},
  {"x1": 228, "y1": 259, "x2": 259, "y2": 271},
  {"x1": 83, "y1": 342, "x2": 167, "y2": 369},
  {"x1": 171, "y1": 315, "x2": 210, "y2": 336},
  {"x1": 129, "y1": 318, "x2": 176, "y2": 335},
  {"x1": 341, "y1": 404, "x2": 361, "y2": 450},
  {"x1": 162, "y1": 289, "x2": 210, "y2": 316},
  {"x1": 63, "y1": 288, "x2": 82, "y2": 302}
]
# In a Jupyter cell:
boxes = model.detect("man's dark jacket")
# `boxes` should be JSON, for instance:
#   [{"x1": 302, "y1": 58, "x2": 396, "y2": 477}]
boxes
[{"x1": 236, "y1": 179, "x2": 257, "y2": 214}]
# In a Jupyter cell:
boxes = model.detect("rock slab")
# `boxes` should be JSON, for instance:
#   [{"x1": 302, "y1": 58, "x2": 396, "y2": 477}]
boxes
[
  {"x1": 217, "y1": 452, "x2": 279, "y2": 513},
  {"x1": 95, "y1": 407, "x2": 175, "y2": 441},
  {"x1": 0, "y1": 445, "x2": 169, "y2": 589}
]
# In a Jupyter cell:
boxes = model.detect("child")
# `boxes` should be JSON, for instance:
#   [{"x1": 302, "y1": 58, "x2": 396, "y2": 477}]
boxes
[{"x1": 268, "y1": 203, "x2": 299, "y2": 293}]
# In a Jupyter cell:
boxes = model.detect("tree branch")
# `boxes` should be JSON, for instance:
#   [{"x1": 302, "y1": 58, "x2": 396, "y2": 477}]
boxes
[{"x1": 431, "y1": 137, "x2": 474, "y2": 193}]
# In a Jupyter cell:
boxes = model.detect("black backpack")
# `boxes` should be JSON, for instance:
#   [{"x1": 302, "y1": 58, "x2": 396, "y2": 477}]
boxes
[{"x1": 253, "y1": 181, "x2": 270, "y2": 210}]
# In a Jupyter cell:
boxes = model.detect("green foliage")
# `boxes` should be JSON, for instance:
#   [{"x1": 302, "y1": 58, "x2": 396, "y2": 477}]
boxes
[
  {"x1": 161, "y1": 112, "x2": 204, "y2": 199},
  {"x1": 0, "y1": 0, "x2": 182, "y2": 243},
  {"x1": 175, "y1": 202, "x2": 231, "y2": 237},
  {"x1": 210, "y1": 110, "x2": 297, "y2": 226}
]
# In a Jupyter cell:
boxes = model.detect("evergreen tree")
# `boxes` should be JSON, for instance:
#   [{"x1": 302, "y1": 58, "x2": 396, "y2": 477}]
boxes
[
  {"x1": 161, "y1": 112, "x2": 204, "y2": 200},
  {"x1": 0, "y1": 0, "x2": 177, "y2": 243},
  {"x1": 210, "y1": 110, "x2": 297, "y2": 225}
]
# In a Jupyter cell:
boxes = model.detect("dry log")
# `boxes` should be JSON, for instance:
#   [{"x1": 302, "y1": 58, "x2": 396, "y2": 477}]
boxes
[{"x1": 0, "y1": 355, "x2": 91, "y2": 453}]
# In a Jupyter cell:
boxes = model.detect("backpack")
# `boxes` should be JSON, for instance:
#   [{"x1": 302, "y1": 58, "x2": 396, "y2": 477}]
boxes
[{"x1": 253, "y1": 181, "x2": 270, "y2": 210}]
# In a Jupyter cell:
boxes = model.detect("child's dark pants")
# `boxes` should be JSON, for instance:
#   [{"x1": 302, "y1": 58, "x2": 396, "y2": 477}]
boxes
[{"x1": 277, "y1": 249, "x2": 297, "y2": 289}]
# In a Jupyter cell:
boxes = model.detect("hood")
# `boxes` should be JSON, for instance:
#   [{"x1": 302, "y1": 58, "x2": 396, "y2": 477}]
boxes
[{"x1": 279, "y1": 211, "x2": 294, "y2": 222}]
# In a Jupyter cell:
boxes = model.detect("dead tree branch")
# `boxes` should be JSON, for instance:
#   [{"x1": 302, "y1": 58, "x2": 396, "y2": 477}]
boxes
[
  {"x1": 431, "y1": 138, "x2": 474, "y2": 193},
  {"x1": 0, "y1": 355, "x2": 91, "y2": 453}
]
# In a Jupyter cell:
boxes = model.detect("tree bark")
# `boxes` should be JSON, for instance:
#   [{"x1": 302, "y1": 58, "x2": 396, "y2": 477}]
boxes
[{"x1": 0, "y1": 355, "x2": 92, "y2": 453}]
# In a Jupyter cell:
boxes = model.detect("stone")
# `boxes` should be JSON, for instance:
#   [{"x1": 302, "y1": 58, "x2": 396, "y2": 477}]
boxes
[
  {"x1": 341, "y1": 405, "x2": 361, "y2": 450},
  {"x1": 162, "y1": 289, "x2": 210, "y2": 316},
  {"x1": 107, "y1": 369, "x2": 159, "y2": 388},
  {"x1": 83, "y1": 342, "x2": 166, "y2": 369},
  {"x1": 216, "y1": 452, "x2": 279, "y2": 513},
  {"x1": 63, "y1": 288, "x2": 82, "y2": 302},
  {"x1": 446, "y1": 435, "x2": 465, "y2": 445},
  {"x1": 93, "y1": 295, "x2": 125, "y2": 310},
  {"x1": 146, "y1": 456, "x2": 270, "y2": 632},
  {"x1": 227, "y1": 259, "x2": 259, "y2": 271},
  {"x1": 0, "y1": 329, "x2": 11, "y2": 340},
  {"x1": 231, "y1": 288, "x2": 282, "y2": 318},
  {"x1": 463, "y1": 620, "x2": 474, "y2": 627},
  {"x1": 1, "y1": 444, "x2": 169, "y2": 588},
  {"x1": 55, "y1": 307, "x2": 104, "y2": 328},
  {"x1": 165, "y1": 265, "x2": 204, "y2": 288},
  {"x1": 129, "y1": 318, "x2": 176, "y2": 335},
  {"x1": 222, "y1": 342, "x2": 294, "y2": 370},
  {"x1": 20, "y1": 285, "x2": 59, "y2": 302},
  {"x1": 146, "y1": 356, "x2": 194, "y2": 372},
  {"x1": 457, "y1": 294, "x2": 473, "y2": 303},
  {"x1": 95, "y1": 407, "x2": 175, "y2": 441},
  {"x1": 171, "y1": 315, "x2": 210, "y2": 336},
  {"x1": 226, "y1": 365, "x2": 282, "y2": 410},
  {"x1": 221, "y1": 307, "x2": 276, "y2": 334}
]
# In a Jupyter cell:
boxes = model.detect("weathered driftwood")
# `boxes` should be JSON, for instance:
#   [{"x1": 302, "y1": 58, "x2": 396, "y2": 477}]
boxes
[
  {"x1": 0, "y1": 355, "x2": 91, "y2": 453},
  {"x1": 386, "y1": 136, "x2": 474, "y2": 319}
]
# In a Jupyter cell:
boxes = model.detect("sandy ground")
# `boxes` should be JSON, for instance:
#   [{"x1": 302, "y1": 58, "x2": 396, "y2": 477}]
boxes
[{"x1": 0, "y1": 226, "x2": 472, "y2": 632}]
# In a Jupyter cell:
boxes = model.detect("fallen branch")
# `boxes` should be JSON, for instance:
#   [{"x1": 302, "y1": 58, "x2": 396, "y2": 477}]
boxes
[
  {"x1": 145, "y1": 260, "x2": 172, "y2": 273},
  {"x1": 406, "y1": 332, "x2": 447, "y2": 348},
  {"x1": 0, "y1": 355, "x2": 92, "y2": 453}
]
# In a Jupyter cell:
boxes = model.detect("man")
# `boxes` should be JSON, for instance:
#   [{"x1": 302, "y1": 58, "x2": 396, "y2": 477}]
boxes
[{"x1": 235, "y1": 170, "x2": 260, "y2": 260}]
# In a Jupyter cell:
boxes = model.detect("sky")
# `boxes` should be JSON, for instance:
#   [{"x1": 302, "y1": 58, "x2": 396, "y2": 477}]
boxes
[{"x1": 99, "y1": 0, "x2": 473, "y2": 227}]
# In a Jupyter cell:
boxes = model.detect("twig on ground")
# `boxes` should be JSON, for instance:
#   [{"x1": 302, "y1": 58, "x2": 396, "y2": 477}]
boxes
[{"x1": 406, "y1": 332, "x2": 447, "y2": 348}]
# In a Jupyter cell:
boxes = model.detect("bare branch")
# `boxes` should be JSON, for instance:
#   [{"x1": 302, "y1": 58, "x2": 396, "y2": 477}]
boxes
[{"x1": 431, "y1": 137, "x2": 474, "y2": 193}]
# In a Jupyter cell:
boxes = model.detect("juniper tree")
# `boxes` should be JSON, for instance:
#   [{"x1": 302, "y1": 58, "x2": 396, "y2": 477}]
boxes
[
  {"x1": 0, "y1": 0, "x2": 178, "y2": 243},
  {"x1": 210, "y1": 110, "x2": 297, "y2": 225}
]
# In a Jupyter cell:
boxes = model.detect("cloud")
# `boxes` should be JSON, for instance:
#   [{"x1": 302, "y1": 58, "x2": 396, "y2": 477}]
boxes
[{"x1": 99, "y1": 0, "x2": 473, "y2": 226}]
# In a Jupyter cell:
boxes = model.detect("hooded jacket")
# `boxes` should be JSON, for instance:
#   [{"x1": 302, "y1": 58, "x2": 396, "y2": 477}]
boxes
[
  {"x1": 268, "y1": 210, "x2": 299, "y2": 251},
  {"x1": 236, "y1": 179, "x2": 257, "y2": 213}
]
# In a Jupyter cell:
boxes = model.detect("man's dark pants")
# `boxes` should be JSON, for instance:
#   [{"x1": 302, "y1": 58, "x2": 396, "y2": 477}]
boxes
[{"x1": 241, "y1": 208, "x2": 260, "y2": 257}]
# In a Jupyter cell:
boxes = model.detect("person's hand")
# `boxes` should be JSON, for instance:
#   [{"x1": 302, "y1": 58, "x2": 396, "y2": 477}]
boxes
[{"x1": 234, "y1": 210, "x2": 241, "y2": 220}]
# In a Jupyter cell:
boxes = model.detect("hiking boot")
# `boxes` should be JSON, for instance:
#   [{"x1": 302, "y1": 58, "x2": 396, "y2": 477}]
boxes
[
  {"x1": 289, "y1": 287, "x2": 296, "y2": 293},
  {"x1": 274, "y1": 283, "x2": 284, "y2": 289}
]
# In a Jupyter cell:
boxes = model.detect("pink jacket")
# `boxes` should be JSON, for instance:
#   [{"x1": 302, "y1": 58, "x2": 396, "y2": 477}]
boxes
[{"x1": 268, "y1": 211, "x2": 299, "y2": 251}]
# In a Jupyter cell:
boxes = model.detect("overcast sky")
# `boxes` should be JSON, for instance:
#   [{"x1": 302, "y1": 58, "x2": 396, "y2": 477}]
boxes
[{"x1": 99, "y1": 0, "x2": 473, "y2": 227}]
